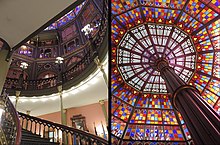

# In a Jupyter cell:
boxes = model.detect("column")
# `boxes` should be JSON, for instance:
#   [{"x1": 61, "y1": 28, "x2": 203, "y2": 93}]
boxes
[
  {"x1": 99, "y1": 100, "x2": 108, "y2": 125},
  {"x1": 57, "y1": 85, "x2": 65, "y2": 125},
  {"x1": 57, "y1": 85, "x2": 68, "y2": 145},
  {"x1": 156, "y1": 59, "x2": 220, "y2": 145},
  {"x1": 0, "y1": 48, "x2": 11, "y2": 94},
  {"x1": 15, "y1": 91, "x2": 21, "y2": 109}
]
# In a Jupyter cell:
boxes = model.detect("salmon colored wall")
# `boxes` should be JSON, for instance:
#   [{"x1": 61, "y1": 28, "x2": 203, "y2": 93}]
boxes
[{"x1": 38, "y1": 101, "x2": 108, "y2": 136}]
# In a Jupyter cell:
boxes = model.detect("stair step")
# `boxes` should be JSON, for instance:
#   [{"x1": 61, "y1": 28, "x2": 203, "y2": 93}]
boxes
[
  {"x1": 21, "y1": 139, "x2": 59, "y2": 145},
  {"x1": 21, "y1": 129, "x2": 59, "y2": 145}
]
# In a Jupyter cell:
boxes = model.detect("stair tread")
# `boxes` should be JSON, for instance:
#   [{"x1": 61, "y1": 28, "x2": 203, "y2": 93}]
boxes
[{"x1": 21, "y1": 129, "x2": 59, "y2": 145}]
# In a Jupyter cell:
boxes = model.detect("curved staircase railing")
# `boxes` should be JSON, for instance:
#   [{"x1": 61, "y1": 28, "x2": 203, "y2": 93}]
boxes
[
  {"x1": 0, "y1": 93, "x2": 21, "y2": 145},
  {"x1": 18, "y1": 112, "x2": 108, "y2": 145}
]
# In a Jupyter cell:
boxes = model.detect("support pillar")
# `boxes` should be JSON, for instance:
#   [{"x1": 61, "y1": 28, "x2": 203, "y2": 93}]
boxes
[
  {"x1": 156, "y1": 59, "x2": 220, "y2": 145},
  {"x1": 99, "y1": 100, "x2": 108, "y2": 125},
  {"x1": 57, "y1": 85, "x2": 67, "y2": 144},
  {"x1": 15, "y1": 91, "x2": 21, "y2": 110},
  {"x1": 0, "y1": 49, "x2": 11, "y2": 94},
  {"x1": 57, "y1": 85, "x2": 65, "y2": 125}
]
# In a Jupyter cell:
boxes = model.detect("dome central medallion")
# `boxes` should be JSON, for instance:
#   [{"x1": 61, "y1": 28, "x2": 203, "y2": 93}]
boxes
[{"x1": 117, "y1": 23, "x2": 196, "y2": 93}]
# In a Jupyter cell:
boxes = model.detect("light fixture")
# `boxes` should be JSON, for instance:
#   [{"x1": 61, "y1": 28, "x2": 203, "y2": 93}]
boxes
[
  {"x1": 81, "y1": 24, "x2": 93, "y2": 36},
  {"x1": 20, "y1": 62, "x2": 28, "y2": 69},
  {"x1": 55, "y1": 57, "x2": 64, "y2": 64}
]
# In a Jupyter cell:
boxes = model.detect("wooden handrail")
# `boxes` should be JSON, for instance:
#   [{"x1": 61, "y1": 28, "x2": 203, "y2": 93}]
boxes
[
  {"x1": 7, "y1": 97, "x2": 22, "y2": 145},
  {"x1": 18, "y1": 112, "x2": 108, "y2": 144},
  {"x1": 0, "y1": 94, "x2": 21, "y2": 145}
]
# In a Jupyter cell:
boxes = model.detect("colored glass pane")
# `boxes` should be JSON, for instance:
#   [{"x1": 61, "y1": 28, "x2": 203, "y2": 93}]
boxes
[
  {"x1": 213, "y1": 52, "x2": 220, "y2": 78},
  {"x1": 111, "y1": 19, "x2": 126, "y2": 45},
  {"x1": 177, "y1": 112, "x2": 185, "y2": 124},
  {"x1": 185, "y1": 0, "x2": 205, "y2": 17},
  {"x1": 114, "y1": 103, "x2": 133, "y2": 121},
  {"x1": 161, "y1": 95, "x2": 172, "y2": 109},
  {"x1": 116, "y1": 12, "x2": 135, "y2": 28},
  {"x1": 197, "y1": 52, "x2": 214, "y2": 64},
  {"x1": 136, "y1": 94, "x2": 149, "y2": 108},
  {"x1": 166, "y1": 9, "x2": 181, "y2": 24},
  {"x1": 196, "y1": 62, "x2": 213, "y2": 75},
  {"x1": 170, "y1": 0, "x2": 186, "y2": 9},
  {"x1": 155, "y1": 0, "x2": 171, "y2": 8},
  {"x1": 111, "y1": 0, "x2": 126, "y2": 15},
  {"x1": 186, "y1": 19, "x2": 203, "y2": 33},
  {"x1": 194, "y1": 39, "x2": 213, "y2": 52},
  {"x1": 207, "y1": 19, "x2": 220, "y2": 38},
  {"x1": 140, "y1": 0, "x2": 155, "y2": 6},
  {"x1": 207, "y1": 78, "x2": 220, "y2": 96},
  {"x1": 124, "y1": 125, "x2": 145, "y2": 140},
  {"x1": 111, "y1": 136, "x2": 119, "y2": 144},
  {"x1": 113, "y1": 87, "x2": 138, "y2": 106},
  {"x1": 202, "y1": 89, "x2": 219, "y2": 107},
  {"x1": 146, "y1": 110, "x2": 162, "y2": 124},
  {"x1": 210, "y1": 0, "x2": 220, "y2": 9},
  {"x1": 111, "y1": 117, "x2": 126, "y2": 137},
  {"x1": 111, "y1": 70, "x2": 122, "y2": 92},
  {"x1": 179, "y1": 12, "x2": 193, "y2": 27},
  {"x1": 182, "y1": 125, "x2": 191, "y2": 140},
  {"x1": 164, "y1": 126, "x2": 184, "y2": 141},
  {"x1": 211, "y1": 36, "x2": 220, "y2": 50},
  {"x1": 45, "y1": 1, "x2": 85, "y2": 30},
  {"x1": 191, "y1": 73, "x2": 210, "y2": 92},
  {"x1": 196, "y1": 7, "x2": 219, "y2": 23},
  {"x1": 111, "y1": 96, "x2": 121, "y2": 113},
  {"x1": 128, "y1": 8, "x2": 143, "y2": 25},
  {"x1": 145, "y1": 125, "x2": 164, "y2": 140},
  {"x1": 142, "y1": 7, "x2": 155, "y2": 22},
  {"x1": 149, "y1": 95, "x2": 161, "y2": 108},
  {"x1": 213, "y1": 99, "x2": 220, "y2": 115},
  {"x1": 162, "y1": 110, "x2": 178, "y2": 125},
  {"x1": 130, "y1": 109, "x2": 147, "y2": 123},
  {"x1": 154, "y1": 8, "x2": 168, "y2": 23},
  {"x1": 195, "y1": 28, "x2": 209, "y2": 42}
]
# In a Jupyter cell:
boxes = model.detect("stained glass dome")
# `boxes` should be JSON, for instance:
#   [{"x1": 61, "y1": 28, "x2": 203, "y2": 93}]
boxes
[{"x1": 111, "y1": 0, "x2": 219, "y2": 144}]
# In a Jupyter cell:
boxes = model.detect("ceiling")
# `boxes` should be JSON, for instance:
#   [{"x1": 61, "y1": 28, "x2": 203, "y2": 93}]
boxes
[{"x1": 0, "y1": 0, "x2": 84, "y2": 49}]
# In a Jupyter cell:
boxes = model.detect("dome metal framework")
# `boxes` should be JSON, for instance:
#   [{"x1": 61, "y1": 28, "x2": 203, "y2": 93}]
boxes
[
  {"x1": 117, "y1": 23, "x2": 196, "y2": 93},
  {"x1": 111, "y1": 0, "x2": 219, "y2": 144}
]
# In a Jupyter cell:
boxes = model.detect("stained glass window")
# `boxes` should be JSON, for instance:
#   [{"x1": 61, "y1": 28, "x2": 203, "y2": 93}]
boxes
[
  {"x1": 44, "y1": 1, "x2": 86, "y2": 30},
  {"x1": 111, "y1": 0, "x2": 219, "y2": 144}
]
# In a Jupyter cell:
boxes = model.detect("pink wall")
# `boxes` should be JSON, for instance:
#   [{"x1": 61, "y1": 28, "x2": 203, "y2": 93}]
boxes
[{"x1": 38, "y1": 101, "x2": 108, "y2": 136}]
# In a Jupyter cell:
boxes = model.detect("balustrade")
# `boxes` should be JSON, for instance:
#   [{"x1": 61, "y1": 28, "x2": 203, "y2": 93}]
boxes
[
  {"x1": 0, "y1": 94, "x2": 21, "y2": 145},
  {"x1": 18, "y1": 112, "x2": 108, "y2": 145}
]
